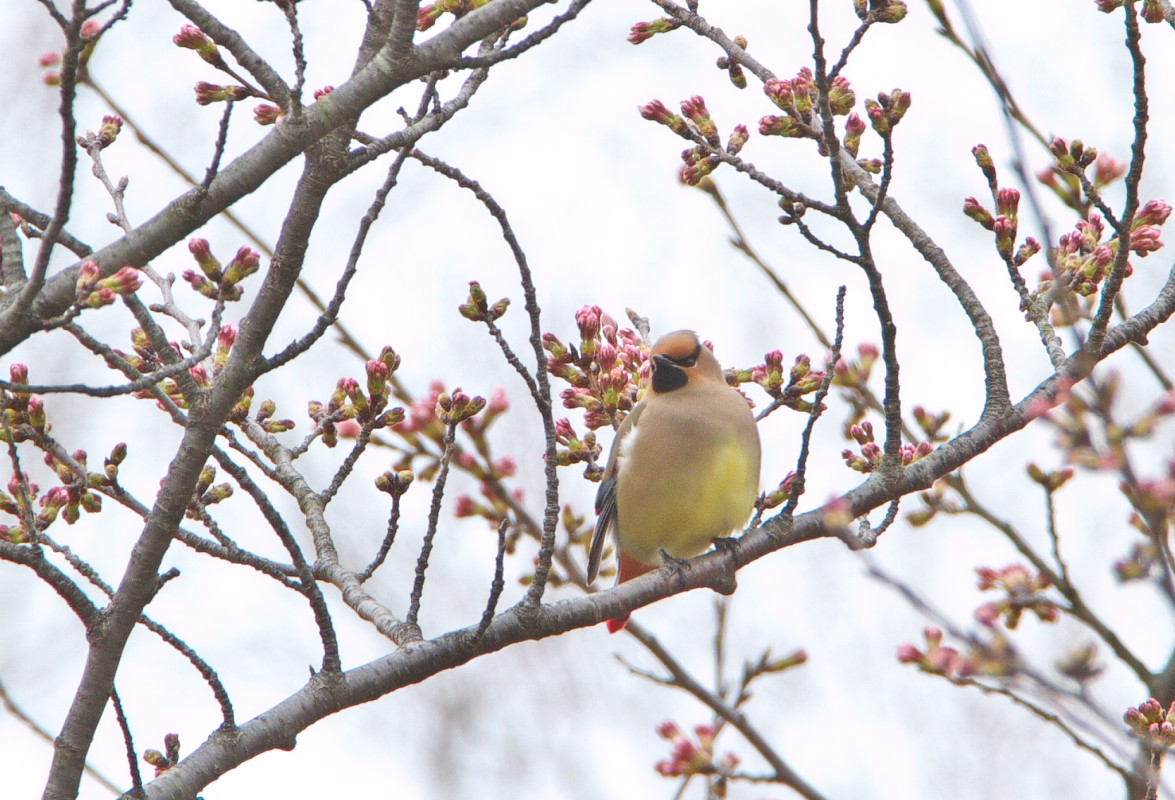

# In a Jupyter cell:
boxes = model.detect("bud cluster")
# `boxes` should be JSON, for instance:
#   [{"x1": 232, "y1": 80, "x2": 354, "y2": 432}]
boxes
[
  {"x1": 714, "y1": 35, "x2": 749, "y2": 89},
  {"x1": 1025, "y1": 462, "x2": 1074, "y2": 493},
  {"x1": 115, "y1": 328, "x2": 209, "y2": 411},
  {"x1": 733, "y1": 350, "x2": 825, "y2": 412},
  {"x1": 1123, "y1": 699, "x2": 1175, "y2": 751},
  {"x1": 391, "y1": 378, "x2": 515, "y2": 531},
  {"x1": 253, "y1": 104, "x2": 285, "y2": 126},
  {"x1": 544, "y1": 305, "x2": 648, "y2": 434},
  {"x1": 637, "y1": 96, "x2": 748, "y2": 185},
  {"x1": 36, "y1": 20, "x2": 101, "y2": 86},
  {"x1": 1, "y1": 364, "x2": 46, "y2": 445},
  {"x1": 553, "y1": 417, "x2": 603, "y2": 478},
  {"x1": 842, "y1": 112, "x2": 866, "y2": 159},
  {"x1": 840, "y1": 420, "x2": 933, "y2": 473},
  {"x1": 182, "y1": 239, "x2": 262, "y2": 302},
  {"x1": 435, "y1": 389, "x2": 487, "y2": 426},
  {"x1": 1037, "y1": 151, "x2": 1125, "y2": 214},
  {"x1": 912, "y1": 405, "x2": 952, "y2": 444},
  {"x1": 75, "y1": 115, "x2": 123, "y2": 152},
  {"x1": 452, "y1": 450, "x2": 523, "y2": 536},
  {"x1": 417, "y1": 0, "x2": 495, "y2": 32},
  {"x1": 308, "y1": 346, "x2": 406, "y2": 448},
  {"x1": 962, "y1": 146, "x2": 1041, "y2": 268},
  {"x1": 898, "y1": 624, "x2": 1023, "y2": 682},
  {"x1": 75, "y1": 262, "x2": 142, "y2": 309},
  {"x1": 1040, "y1": 200, "x2": 1170, "y2": 310},
  {"x1": 854, "y1": 0, "x2": 909, "y2": 23},
  {"x1": 831, "y1": 342, "x2": 880, "y2": 430},
  {"x1": 375, "y1": 469, "x2": 415, "y2": 498},
  {"x1": 1121, "y1": 464, "x2": 1175, "y2": 529},
  {"x1": 896, "y1": 626, "x2": 976, "y2": 681},
  {"x1": 906, "y1": 478, "x2": 961, "y2": 527},
  {"x1": 458, "y1": 281, "x2": 509, "y2": 323},
  {"x1": 862, "y1": 88, "x2": 911, "y2": 136},
  {"x1": 186, "y1": 465, "x2": 234, "y2": 519},
  {"x1": 653, "y1": 721, "x2": 740, "y2": 779},
  {"x1": 0, "y1": 375, "x2": 118, "y2": 542},
  {"x1": 1114, "y1": 538, "x2": 1160, "y2": 583},
  {"x1": 1056, "y1": 642, "x2": 1104, "y2": 686},
  {"x1": 436, "y1": 389, "x2": 524, "y2": 539},
  {"x1": 760, "y1": 67, "x2": 856, "y2": 140},
  {"x1": 758, "y1": 471, "x2": 799, "y2": 510},
  {"x1": 41, "y1": 449, "x2": 107, "y2": 527},
  {"x1": 973, "y1": 564, "x2": 1058, "y2": 629},
  {"x1": 832, "y1": 342, "x2": 879, "y2": 390},
  {"x1": 142, "y1": 733, "x2": 182, "y2": 778}
]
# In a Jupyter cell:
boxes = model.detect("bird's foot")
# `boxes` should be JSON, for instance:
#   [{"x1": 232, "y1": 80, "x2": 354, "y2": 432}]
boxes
[
  {"x1": 658, "y1": 548, "x2": 691, "y2": 574},
  {"x1": 709, "y1": 537, "x2": 740, "y2": 596},
  {"x1": 711, "y1": 535, "x2": 739, "y2": 554}
]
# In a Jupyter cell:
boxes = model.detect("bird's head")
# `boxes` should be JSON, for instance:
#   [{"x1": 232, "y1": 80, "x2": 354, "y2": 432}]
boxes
[{"x1": 649, "y1": 330, "x2": 725, "y2": 394}]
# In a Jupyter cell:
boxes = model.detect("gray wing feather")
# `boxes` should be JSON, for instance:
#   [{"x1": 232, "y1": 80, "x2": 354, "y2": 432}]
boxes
[
  {"x1": 587, "y1": 476, "x2": 617, "y2": 583},
  {"x1": 586, "y1": 406, "x2": 640, "y2": 583}
]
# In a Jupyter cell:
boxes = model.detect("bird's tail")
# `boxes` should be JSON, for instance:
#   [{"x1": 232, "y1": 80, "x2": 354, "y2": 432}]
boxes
[{"x1": 606, "y1": 553, "x2": 654, "y2": 633}]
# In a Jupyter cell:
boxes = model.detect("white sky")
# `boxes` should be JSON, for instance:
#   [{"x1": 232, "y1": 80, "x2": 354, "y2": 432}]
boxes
[{"x1": 2, "y1": 0, "x2": 1174, "y2": 798}]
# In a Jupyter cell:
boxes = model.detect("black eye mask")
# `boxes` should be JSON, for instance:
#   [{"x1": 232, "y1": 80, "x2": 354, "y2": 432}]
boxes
[
  {"x1": 670, "y1": 343, "x2": 701, "y2": 368},
  {"x1": 651, "y1": 343, "x2": 700, "y2": 393}
]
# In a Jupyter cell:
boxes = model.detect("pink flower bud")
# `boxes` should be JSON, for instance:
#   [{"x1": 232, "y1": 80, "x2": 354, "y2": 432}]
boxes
[
  {"x1": 1131, "y1": 225, "x2": 1163, "y2": 255},
  {"x1": 896, "y1": 643, "x2": 922, "y2": 663},
  {"x1": 1136, "y1": 199, "x2": 1172, "y2": 227},
  {"x1": 974, "y1": 602, "x2": 1000, "y2": 627},
  {"x1": 254, "y1": 104, "x2": 285, "y2": 126},
  {"x1": 335, "y1": 419, "x2": 361, "y2": 439},
  {"x1": 962, "y1": 197, "x2": 994, "y2": 229},
  {"x1": 759, "y1": 115, "x2": 800, "y2": 137},
  {"x1": 996, "y1": 187, "x2": 1020, "y2": 217},
  {"x1": 173, "y1": 24, "x2": 209, "y2": 49},
  {"x1": 726, "y1": 123, "x2": 749, "y2": 155},
  {"x1": 454, "y1": 494, "x2": 479, "y2": 517},
  {"x1": 926, "y1": 646, "x2": 960, "y2": 674}
]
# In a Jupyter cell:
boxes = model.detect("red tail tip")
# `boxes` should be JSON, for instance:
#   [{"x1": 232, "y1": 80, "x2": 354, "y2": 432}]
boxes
[{"x1": 606, "y1": 615, "x2": 630, "y2": 634}]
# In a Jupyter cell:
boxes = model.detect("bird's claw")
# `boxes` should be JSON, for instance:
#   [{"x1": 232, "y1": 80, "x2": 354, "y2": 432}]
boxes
[{"x1": 658, "y1": 549, "x2": 690, "y2": 570}]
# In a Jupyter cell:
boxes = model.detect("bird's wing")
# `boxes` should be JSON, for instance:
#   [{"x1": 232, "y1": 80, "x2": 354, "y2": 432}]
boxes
[{"x1": 587, "y1": 406, "x2": 641, "y2": 583}]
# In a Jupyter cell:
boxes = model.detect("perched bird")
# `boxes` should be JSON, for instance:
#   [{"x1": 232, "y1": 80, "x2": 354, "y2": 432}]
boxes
[{"x1": 587, "y1": 330, "x2": 761, "y2": 632}]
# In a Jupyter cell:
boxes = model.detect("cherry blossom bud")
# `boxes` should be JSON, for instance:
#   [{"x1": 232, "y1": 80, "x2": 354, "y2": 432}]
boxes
[
  {"x1": 76, "y1": 261, "x2": 101, "y2": 298},
  {"x1": 173, "y1": 25, "x2": 226, "y2": 68},
  {"x1": 827, "y1": 76, "x2": 855, "y2": 116},
  {"x1": 639, "y1": 100, "x2": 687, "y2": 136},
  {"x1": 726, "y1": 124, "x2": 749, "y2": 155},
  {"x1": 1136, "y1": 199, "x2": 1172, "y2": 227},
  {"x1": 628, "y1": 17, "x2": 677, "y2": 44},
  {"x1": 254, "y1": 104, "x2": 285, "y2": 126}
]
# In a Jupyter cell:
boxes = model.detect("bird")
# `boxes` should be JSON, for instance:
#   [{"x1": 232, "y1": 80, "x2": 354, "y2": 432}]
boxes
[{"x1": 587, "y1": 330, "x2": 761, "y2": 633}]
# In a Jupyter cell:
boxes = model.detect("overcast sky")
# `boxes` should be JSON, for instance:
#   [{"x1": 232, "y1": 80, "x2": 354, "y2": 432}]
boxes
[{"x1": 3, "y1": 1, "x2": 1174, "y2": 798}]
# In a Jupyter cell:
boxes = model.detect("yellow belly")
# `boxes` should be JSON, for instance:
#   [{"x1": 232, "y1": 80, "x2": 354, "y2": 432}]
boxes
[{"x1": 617, "y1": 439, "x2": 757, "y2": 566}]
